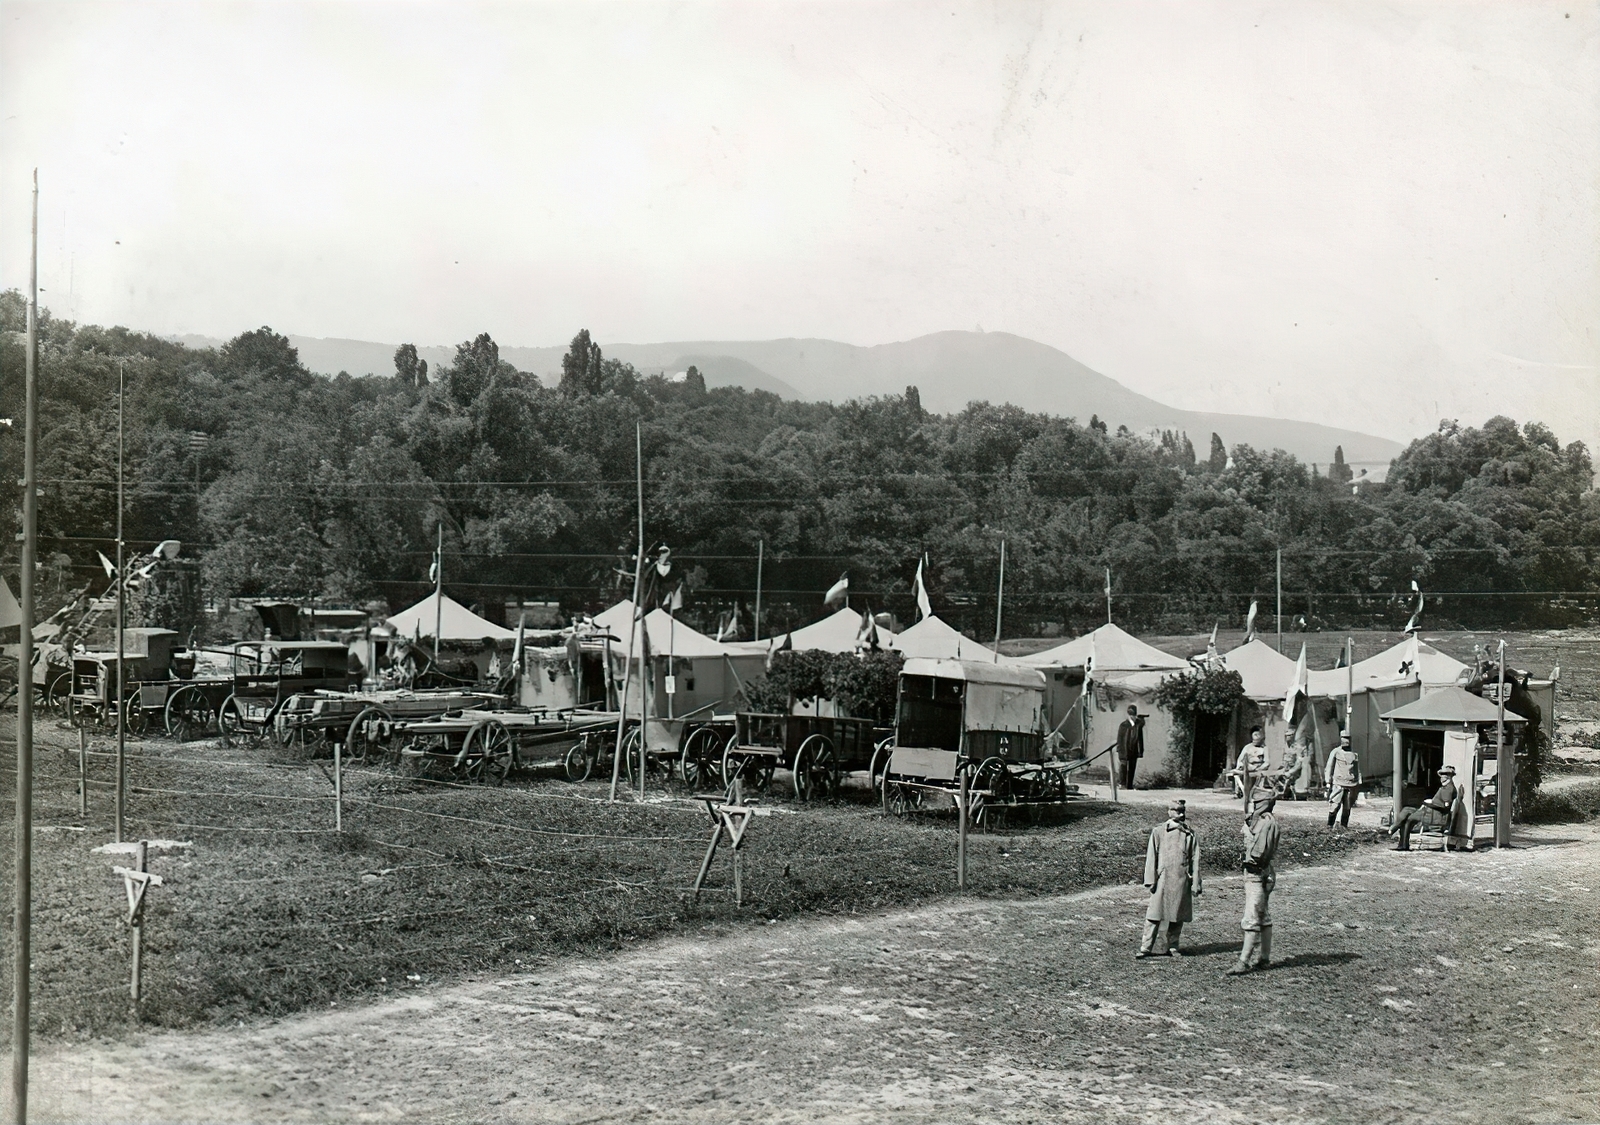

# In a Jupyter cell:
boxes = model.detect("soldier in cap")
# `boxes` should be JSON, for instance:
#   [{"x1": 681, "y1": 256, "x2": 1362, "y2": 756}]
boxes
[
  {"x1": 1324, "y1": 730, "x2": 1362, "y2": 828},
  {"x1": 1136, "y1": 798, "x2": 1202, "y2": 959},
  {"x1": 1228, "y1": 786, "x2": 1281, "y2": 975}
]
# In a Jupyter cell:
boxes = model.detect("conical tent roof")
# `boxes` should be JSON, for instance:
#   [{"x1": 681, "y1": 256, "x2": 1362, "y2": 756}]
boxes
[
  {"x1": 891, "y1": 615, "x2": 1000, "y2": 661},
  {"x1": 783, "y1": 607, "x2": 898, "y2": 653},
  {"x1": 1018, "y1": 622, "x2": 1188, "y2": 672},
  {"x1": 592, "y1": 600, "x2": 730, "y2": 658},
  {"x1": 1221, "y1": 638, "x2": 1298, "y2": 700},
  {"x1": 1306, "y1": 638, "x2": 1468, "y2": 696},
  {"x1": 386, "y1": 591, "x2": 516, "y2": 642}
]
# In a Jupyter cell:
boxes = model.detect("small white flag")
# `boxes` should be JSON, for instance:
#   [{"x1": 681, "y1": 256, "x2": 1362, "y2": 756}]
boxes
[
  {"x1": 824, "y1": 573, "x2": 849, "y2": 607},
  {"x1": 1403, "y1": 580, "x2": 1423, "y2": 635},
  {"x1": 668, "y1": 585, "x2": 684, "y2": 614},
  {"x1": 1282, "y1": 643, "x2": 1308, "y2": 723},
  {"x1": 97, "y1": 551, "x2": 116, "y2": 577},
  {"x1": 1244, "y1": 600, "x2": 1259, "y2": 642},
  {"x1": 913, "y1": 555, "x2": 932, "y2": 621}
]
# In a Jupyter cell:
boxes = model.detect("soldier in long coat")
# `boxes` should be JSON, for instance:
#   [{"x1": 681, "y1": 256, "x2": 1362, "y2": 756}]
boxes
[{"x1": 1136, "y1": 799, "x2": 1202, "y2": 959}]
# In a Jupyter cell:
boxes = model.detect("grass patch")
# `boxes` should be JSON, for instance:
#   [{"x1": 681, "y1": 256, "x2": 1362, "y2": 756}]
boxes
[
  {"x1": 1519, "y1": 780, "x2": 1600, "y2": 824},
  {"x1": 2, "y1": 722, "x2": 1374, "y2": 1045}
]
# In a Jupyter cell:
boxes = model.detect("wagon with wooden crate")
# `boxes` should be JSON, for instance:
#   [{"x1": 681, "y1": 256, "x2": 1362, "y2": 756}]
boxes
[
  {"x1": 879, "y1": 658, "x2": 1083, "y2": 826},
  {"x1": 388, "y1": 707, "x2": 624, "y2": 784},
  {"x1": 167, "y1": 640, "x2": 357, "y2": 743},
  {"x1": 64, "y1": 628, "x2": 182, "y2": 734},
  {"x1": 276, "y1": 688, "x2": 506, "y2": 759},
  {"x1": 716, "y1": 711, "x2": 879, "y2": 800}
]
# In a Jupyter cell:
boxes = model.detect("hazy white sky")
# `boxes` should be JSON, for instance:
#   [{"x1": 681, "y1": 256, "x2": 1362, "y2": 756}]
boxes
[{"x1": 3, "y1": 0, "x2": 1597, "y2": 450}]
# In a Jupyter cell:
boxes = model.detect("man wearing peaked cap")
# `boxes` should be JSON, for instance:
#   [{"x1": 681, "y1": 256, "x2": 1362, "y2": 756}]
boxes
[
  {"x1": 1228, "y1": 787, "x2": 1280, "y2": 975},
  {"x1": 1136, "y1": 799, "x2": 1201, "y2": 960}
]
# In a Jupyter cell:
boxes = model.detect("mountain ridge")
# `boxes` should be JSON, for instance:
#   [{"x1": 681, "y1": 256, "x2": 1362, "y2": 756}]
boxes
[{"x1": 164, "y1": 329, "x2": 1404, "y2": 471}]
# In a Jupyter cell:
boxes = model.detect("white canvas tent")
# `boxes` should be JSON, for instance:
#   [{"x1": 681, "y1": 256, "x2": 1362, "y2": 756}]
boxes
[
  {"x1": 1306, "y1": 637, "x2": 1468, "y2": 696},
  {"x1": 890, "y1": 615, "x2": 1000, "y2": 662},
  {"x1": 735, "y1": 607, "x2": 897, "y2": 655},
  {"x1": 1221, "y1": 639, "x2": 1298, "y2": 700},
  {"x1": 592, "y1": 599, "x2": 766, "y2": 717},
  {"x1": 386, "y1": 591, "x2": 516, "y2": 643},
  {"x1": 1018, "y1": 623, "x2": 1189, "y2": 673}
]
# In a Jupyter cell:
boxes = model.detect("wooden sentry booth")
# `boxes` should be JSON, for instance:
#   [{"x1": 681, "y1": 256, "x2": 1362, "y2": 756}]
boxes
[{"x1": 1380, "y1": 687, "x2": 1525, "y2": 850}]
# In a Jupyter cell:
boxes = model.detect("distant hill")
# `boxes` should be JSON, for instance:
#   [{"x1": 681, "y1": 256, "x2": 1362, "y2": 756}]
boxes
[{"x1": 166, "y1": 329, "x2": 1403, "y2": 472}]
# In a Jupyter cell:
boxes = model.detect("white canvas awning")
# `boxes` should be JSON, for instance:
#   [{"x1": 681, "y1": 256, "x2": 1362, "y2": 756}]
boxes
[
  {"x1": 386, "y1": 591, "x2": 516, "y2": 642},
  {"x1": 592, "y1": 599, "x2": 730, "y2": 659},
  {"x1": 1018, "y1": 623, "x2": 1188, "y2": 672},
  {"x1": 1221, "y1": 638, "x2": 1299, "y2": 701},
  {"x1": 1306, "y1": 638, "x2": 1468, "y2": 696}
]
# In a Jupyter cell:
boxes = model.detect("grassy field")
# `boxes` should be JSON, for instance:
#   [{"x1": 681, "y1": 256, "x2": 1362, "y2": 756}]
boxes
[{"x1": 2, "y1": 625, "x2": 1595, "y2": 1054}]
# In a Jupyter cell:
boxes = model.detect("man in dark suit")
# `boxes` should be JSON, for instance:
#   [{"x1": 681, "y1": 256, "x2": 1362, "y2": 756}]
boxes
[
  {"x1": 1390, "y1": 764, "x2": 1459, "y2": 850},
  {"x1": 1116, "y1": 705, "x2": 1145, "y2": 789}
]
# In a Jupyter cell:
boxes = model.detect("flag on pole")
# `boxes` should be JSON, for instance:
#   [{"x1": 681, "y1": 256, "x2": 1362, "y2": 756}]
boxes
[
  {"x1": 714, "y1": 605, "x2": 739, "y2": 642},
  {"x1": 824, "y1": 573, "x2": 849, "y2": 607},
  {"x1": 1397, "y1": 633, "x2": 1421, "y2": 679},
  {"x1": 97, "y1": 551, "x2": 115, "y2": 577},
  {"x1": 654, "y1": 544, "x2": 673, "y2": 578},
  {"x1": 913, "y1": 555, "x2": 932, "y2": 620},
  {"x1": 856, "y1": 607, "x2": 878, "y2": 651},
  {"x1": 1403, "y1": 580, "x2": 1423, "y2": 635},
  {"x1": 512, "y1": 619, "x2": 525, "y2": 674},
  {"x1": 1282, "y1": 643, "x2": 1308, "y2": 723},
  {"x1": 1104, "y1": 567, "x2": 1112, "y2": 600},
  {"x1": 765, "y1": 631, "x2": 792, "y2": 672},
  {"x1": 427, "y1": 547, "x2": 440, "y2": 585},
  {"x1": 1244, "y1": 600, "x2": 1259, "y2": 643},
  {"x1": 1206, "y1": 623, "x2": 1219, "y2": 663},
  {"x1": 668, "y1": 584, "x2": 684, "y2": 614}
]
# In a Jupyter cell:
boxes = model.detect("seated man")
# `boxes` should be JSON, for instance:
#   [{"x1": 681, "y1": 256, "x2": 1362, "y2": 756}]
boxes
[
  {"x1": 1232, "y1": 727, "x2": 1269, "y2": 801},
  {"x1": 1390, "y1": 764, "x2": 1458, "y2": 851}
]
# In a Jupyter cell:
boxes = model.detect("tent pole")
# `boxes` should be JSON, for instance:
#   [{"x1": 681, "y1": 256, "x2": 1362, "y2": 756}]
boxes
[
  {"x1": 1275, "y1": 548, "x2": 1283, "y2": 654},
  {"x1": 992, "y1": 538, "x2": 1005, "y2": 662},
  {"x1": 1495, "y1": 640, "x2": 1510, "y2": 849},
  {"x1": 433, "y1": 522, "x2": 442, "y2": 666},
  {"x1": 753, "y1": 539, "x2": 763, "y2": 643}
]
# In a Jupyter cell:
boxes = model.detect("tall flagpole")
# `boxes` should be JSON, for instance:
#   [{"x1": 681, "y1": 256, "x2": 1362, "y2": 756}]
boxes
[
  {"x1": 753, "y1": 539, "x2": 763, "y2": 643},
  {"x1": 635, "y1": 426, "x2": 648, "y2": 802},
  {"x1": 432, "y1": 522, "x2": 443, "y2": 666},
  {"x1": 14, "y1": 167, "x2": 40, "y2": 1125},
  {"x1": 115, "y1": 362, "x2": 126, "y2": 844},
  {"x1": 609, "y1": 424, "x2": 646, "y2": 803},
  {"x1": 1104, "y1": 567, "x2": 1112, "y2": 625},
  {"x1": 1275, "y1": 548, "x2": 1283, "y2": 654},
  {"x1": 992, "y1": 538, "x2": 1006, "y2": 662}
]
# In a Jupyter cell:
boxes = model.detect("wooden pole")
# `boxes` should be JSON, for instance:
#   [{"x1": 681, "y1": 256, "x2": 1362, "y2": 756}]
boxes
[
  {"x1": 1495, "y1": 639, "x2": 1511, "y2": 849},
  {"x1": 992, "y1": 538, "x2": 1006, "y2": 662},
  {"x1": 333, "y1": 735, "x2": 342, "y2": 832},
  {"x1": 635, "y1": 426, "x2": 648, "y2": 803},
  {"x1": 1104, "y1": 567, "x2": 1112, "y2": 625},
  {"x1": 78, "y1": 726, "x2": 87, "y2": 815},
  {"x1": 1391, "y1": 726, "x2": 1403, "y2": 826},
  {"x1": 957, "y1": 764, "x2": 969, "y2": 890},
  {"x1": 13, "y1": 167, "x2": 39, "y2": 1125},
  {"x1": 130, "y1": 841, "x2": 147, "y2": 1003},
  {"x1": 432, "y1": 522, "x2": 442, "y2": 667},
  {"x1": 1275, "y1": 548, "x2": 1283, "y2": 654},
  {"x1": 115, "y1": 362, "x2": 126, "y2": 845},
  {"x1": 753, "y1": 539, "x2": 763, "y2": 643},
  {"x1": 732, "y1": 776, "x2": 744, "y2": 908},
  {"x1": 608, "y1": 425, "x2": 647, "y2": 804}
]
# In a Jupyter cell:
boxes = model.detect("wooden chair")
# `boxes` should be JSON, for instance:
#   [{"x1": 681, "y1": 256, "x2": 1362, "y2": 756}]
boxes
[{"x1": 1411, "y1": 791, "x2": 1465, "y2": 852}]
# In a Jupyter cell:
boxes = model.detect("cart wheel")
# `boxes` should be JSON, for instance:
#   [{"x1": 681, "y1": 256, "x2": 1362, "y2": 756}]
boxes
[
  {"x1": 868, "y1": 738, "x2": 895, "y2": 799},
  {"x1": 793, "y1": 734, "x2": 838, "y2": 801},
  {"x1": 973, "y1": 756, "x2": 1011, "y2": 829},
  {"x1": 165, "y1": 684, "x2": 215, "y2": 741},
  {"x1": 620, "y1": 727, "x2": 641, "y2": 786},
  {"x1": 346, "y1": 706, "x2": 395, "y2": 764},
  {"x1": 681, "y1": 726, "x2": 725, "y2": 790},
  {"x1": 123, "y1": 689, "x2": 150, "y2": 738},
  {"x1": 45, "y1": 671, "x2": 72, "y2": 716},
  {"x1": 720, "y1": 744, "x2": 771, "y2": 793},
  {"x1": 883, "y1": 777, "x2": 919, "y2": 817},
  {"x1": 564, "y1": 736, "x2": 594, "y2": 783},
  {"x1": 468, "y1": 720, "x2": 514, "y2": 785},
  {"x1": 219, "y1": 694, "x2": 259, "y2": 743}
]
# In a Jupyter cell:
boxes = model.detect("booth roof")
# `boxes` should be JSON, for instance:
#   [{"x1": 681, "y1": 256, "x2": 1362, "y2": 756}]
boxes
[
  {"x1": 1018, "y1": 622, "x2": 1189, "y2": 672},
  {"x1": 902, "y1": 657, "x2": 1045, "y2": 689},
  {"x1": 592, "y1": 599, "x2": 731, "y2": 658},
  {"x1": 386, "y1": 591, "x2": 516, "y2": 642},
  {"x1": 1305, "y1": 637, "x2": 1468, "y2": 696},
  {"x1": 891, "y1": 615, "x2": 1001, "y2": 662},
  {"x1": 1221, "y1": 639, "x2": 1299, "y2": 700},
  {"x1": 1381, "y1": 686, "x2": 1525, "y2": 726}
]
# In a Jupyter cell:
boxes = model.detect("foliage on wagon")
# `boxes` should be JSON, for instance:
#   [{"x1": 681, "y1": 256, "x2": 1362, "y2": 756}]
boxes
[{"x1": 745, "y1": 649, "x2": 903, "y2": 724}]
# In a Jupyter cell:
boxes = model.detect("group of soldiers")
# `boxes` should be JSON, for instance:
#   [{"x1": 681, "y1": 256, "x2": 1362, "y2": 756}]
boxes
[{"x1": 1134, "y1": 724, "x2": 1370, "y2": 975}]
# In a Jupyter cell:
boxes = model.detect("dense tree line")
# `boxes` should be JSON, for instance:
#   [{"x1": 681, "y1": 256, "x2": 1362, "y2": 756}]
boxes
[{"x1": 3, "y1": 292, "x2": 1596, "y2": 638}]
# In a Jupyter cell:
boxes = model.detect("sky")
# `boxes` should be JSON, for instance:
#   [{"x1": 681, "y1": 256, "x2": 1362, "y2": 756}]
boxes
[{"x1": 2, "y1": 0, "x2": 1597, "y2": 452}]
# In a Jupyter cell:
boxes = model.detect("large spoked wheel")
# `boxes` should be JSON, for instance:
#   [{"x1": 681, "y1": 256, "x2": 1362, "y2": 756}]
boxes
[
  {"x1": 972, "y1": 756, "x2": 1013, "y2": 830},
  {"x1": 883, "y1": 775, "x2": 921, "y2": 818},
  {"x1": 165, "y1": 685, "x2": 215, "y2": 741},
  {"x1": 346, "y1": 706, "x2": 395, "y2": 764},
  {"x1": 463, "y1": 720, "x2": 515, "y2": 785},
  {"x1": 618, "y1": 727, "x2": 643, "y2": 786},
  {"x1": 218, "y1": 694, "x2": 259, "y2": 744},
  {"x1": 122, "y1": 690, "x2": 150, "y2": 738},
  {"x1": 564, "y1": 735, "x2": 596, "y2": 782},
  {"x1": 680, "y1": 726, "x2": 725, "y2": 791},
  {"x1": 868, "y1": 738, "x2": 895, "y2": 800},
  {"x1": 793, "y1": 734, "x2": 838, "y2": 801},
  {"x1": 721, "y1": 744, "x2": 773, "y2": 794},
  {"x1": 45, "y1": 671, "x2": 72, "y2": 716}
]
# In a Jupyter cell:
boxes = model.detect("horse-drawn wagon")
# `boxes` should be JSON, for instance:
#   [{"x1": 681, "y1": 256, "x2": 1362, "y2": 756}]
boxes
[
  {"x1": 880, "y1": 658, "x2": 1083, "y2": 825},
  {"x1": 716, "y1": 711, "x2": 879, "y2": 800}
]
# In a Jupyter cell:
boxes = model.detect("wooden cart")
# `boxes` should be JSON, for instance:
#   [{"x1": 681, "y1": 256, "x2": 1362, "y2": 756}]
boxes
[
  {"x1": 719, "y1": 711, "x2": 878, "y2": 800},
  {"x1": 389, "y1": 707, "x2": 624, "y2": 783},
  {"x1": 880, "y1": 658, "x2": 1082, "y2": 826}
]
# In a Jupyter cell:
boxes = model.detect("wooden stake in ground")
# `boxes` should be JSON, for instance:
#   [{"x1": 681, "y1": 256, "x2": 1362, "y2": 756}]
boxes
[
  {"x1": 957, "y1": 764, "x2": 969, "y2": 890},
  {"x1": 692, "y1": 778, "x2": 754, "y2": 907},
  {"x1": 113, "y1": 841, "x2": 163, "y2": 1004}
]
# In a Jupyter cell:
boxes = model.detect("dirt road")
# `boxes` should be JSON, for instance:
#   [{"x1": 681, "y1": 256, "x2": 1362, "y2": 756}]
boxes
[{"x1": 26, "y1": 825, "x2": 1600, "y2": 1125}]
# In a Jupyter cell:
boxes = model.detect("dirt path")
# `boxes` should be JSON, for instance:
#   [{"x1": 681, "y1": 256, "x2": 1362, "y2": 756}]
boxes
[{"x1": 25, "y1": 826, "x2": 1600, "y2": 1125}]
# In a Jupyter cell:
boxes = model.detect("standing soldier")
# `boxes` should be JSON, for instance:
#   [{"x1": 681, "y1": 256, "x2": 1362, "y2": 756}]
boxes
[
  {"x1": 1116, "y1": 705, "x2": 1145, "y2": 790},
  {"x1": 1136, "y1": 799, "x2": 1202, "y2": 959},
  {"x1": 1228, "y1": 787, "x2": 1280, "y2": 975},
  {"x1": 1233, "y1": 726, "x2": 1269, "y2": 802},
  {"x1": 1324, "y1": 730, "x2": 1362, "y2": 828}
]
